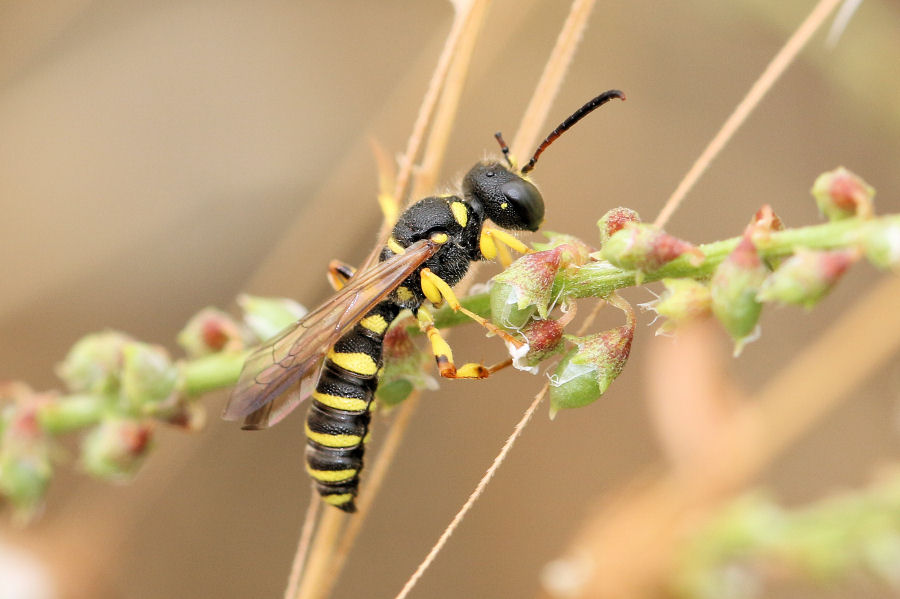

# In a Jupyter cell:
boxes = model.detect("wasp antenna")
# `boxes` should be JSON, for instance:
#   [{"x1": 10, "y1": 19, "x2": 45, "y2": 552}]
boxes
[
  {"x1": 520, "y1": 89, "x2": 626, "y2": 175},
  {"x1": 494, "y1": 131, "x2": 513, "y2": 168}
]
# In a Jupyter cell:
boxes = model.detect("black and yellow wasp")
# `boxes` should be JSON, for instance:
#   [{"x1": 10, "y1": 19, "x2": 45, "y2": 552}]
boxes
[{"x1": 223, "y1": 90, "x2": 625, "y2": 512}]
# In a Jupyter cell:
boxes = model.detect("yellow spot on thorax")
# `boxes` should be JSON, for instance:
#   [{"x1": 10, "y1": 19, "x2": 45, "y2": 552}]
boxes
[
  {"x1": 396, "y1": 286, "x2": 414, "y2": 301},
  {"x1": 327, "y1": 348, "x2": 378, "y2": 376},
  {"x1": 387, "y1": 237, "x2": 406, "y2": 255},
  {"x1": 450, "y1": 201, "x2": 468, "y2": 227},
  {"x1": 430, "y1": 232, "x2": 448, "y2": 244}
]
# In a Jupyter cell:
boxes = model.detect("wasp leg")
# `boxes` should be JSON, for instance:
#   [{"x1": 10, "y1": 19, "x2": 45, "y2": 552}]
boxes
[
  {"x1": 479, "y1": 227, "x2": 532, "y2": 267},
  {"x1": 417, "y1": 307, "x2": 513, "y2": 379},
  {"x1": 419, "y1": 268, "x2": 523, "y2": 349},
  {"x1": 327, "y1": 260, "x2": 357, "y2": 291}
]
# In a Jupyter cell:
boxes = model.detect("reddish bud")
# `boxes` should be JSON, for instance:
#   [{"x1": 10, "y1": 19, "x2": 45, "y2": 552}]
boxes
[
  {"x1": 597, "y1": 207, "x2": 641, "y2": 245},
  {"x1": 811, "y1": 167, "x2": 875, "y2": 221},
  {"x1": 711, "y1": 234, "x2": 768, "y2": 355},
  {"x1": 548, "y1": 296, "x2": 634, "y2": 418},
  {"x1": 757, "y1": 248, "x2": 858, "y2": 308},
  {"x1": 601, "y1": 223, "x2": 703, "y2": 282},
  {"x1": 532, "y1": 232, "x2": 595, "y2": 266},
  {"x1": 80, "y1": 418, "x2": 154, "y2": 481},
  {"x1": 177, "y1": 308, "x2": 246, "y2": 358},
  {"x1": 491, "y1": 247, "x2": 564, "y2": 327}
]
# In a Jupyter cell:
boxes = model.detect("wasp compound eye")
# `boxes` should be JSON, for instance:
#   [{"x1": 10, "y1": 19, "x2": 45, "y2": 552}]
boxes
[{"x1": 500, "y1": 179, "x2": 544, "y2": 231}]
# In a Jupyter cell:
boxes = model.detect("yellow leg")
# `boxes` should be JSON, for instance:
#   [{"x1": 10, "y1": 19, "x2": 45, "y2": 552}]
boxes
[
  {"x1": 479, "y1": 227, "x2": 532, "y2": 267},
  {"x1": 327, "y1": 260, "x2": 356, "y2": 291},
  {"x1": 417, "y1": 308, "x2": 513, "y2": 379},
  {"x1": 419, "y1": 269, "x2": 523, "y2": 349}
]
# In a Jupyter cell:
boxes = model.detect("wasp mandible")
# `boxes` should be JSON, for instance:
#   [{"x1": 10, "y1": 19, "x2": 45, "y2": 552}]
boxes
[{"x1": 223, "y1": 90, "x2": 625, "y2": 512}]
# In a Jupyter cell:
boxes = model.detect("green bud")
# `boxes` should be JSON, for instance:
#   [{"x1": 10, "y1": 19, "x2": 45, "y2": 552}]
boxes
[
  {"x1": 601, "y1": 224, "x2": 702, "y2": 282},
  {"x1": 81, "y1": 418, "x2": 153, "y2": 481},
  {"x1": 237, "y1": 294, "x2": 308, "y2": 342},
  {"x1": 491, "y1": 248, "x2": 564, "y2": 326},
  {"x1": 375, "y1": 326, "x2": 436, "y2": 407},
  {"x1": 0, "y1": 400, "x2": 53, "y2": 522},
  {"x1": 56, "y1": 330, "x2": 133, "y2": 395},
  {"x1": 645, "y1": 278, "x2": 712, "y2": 334},
  {"x1": 861, "y1": 222, "x2": 900, "y2": 270},
  {"x1": 757, "y1": 248, "x2": 857, "y2": 309},
  {"x1": 597, "y1": 207, "x2": 641, "y2": 245},
  {"x1": 120, "y1": 342, "x2": 179, "y2": 414},
  {"x1": 711, "y1": 235, "x2": 768, "y2": 355},
  {"x1": 532, "y1": 232, "x2": 595, "y2": 265},
  {"x1": 177, "y1": 307, "x2": 246, "y2": 358},
  {"x1": 549, "y1": 297, "x2": 635, "y2": 418},
  {"x1": 811, "y1": 167, "x2": 875, "y2": 221}
]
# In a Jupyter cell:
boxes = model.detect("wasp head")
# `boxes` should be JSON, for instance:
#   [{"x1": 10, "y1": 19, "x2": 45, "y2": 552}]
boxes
[{"x1": 462, "y1": 162, "x2": 544, "y2": 232}]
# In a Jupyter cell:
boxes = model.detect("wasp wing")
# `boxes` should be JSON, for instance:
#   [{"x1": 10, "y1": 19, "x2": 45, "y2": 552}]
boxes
[{"x1": 222, "y1": 238, "x2": 439, "y2": 428}]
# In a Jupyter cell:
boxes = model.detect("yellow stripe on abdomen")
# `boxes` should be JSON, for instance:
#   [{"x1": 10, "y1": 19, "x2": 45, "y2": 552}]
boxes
[
  {"x1": 312, "y1": 390, "x2": 368, "y2": 412},
  {"x1": 305, "y1": 423, "x2": 362, "y2": 448},
  {"x1": 305, "y1": 465, "x2": 357, "y2": 483},
  {"x1": 322, "y1": 493, "x2": 354, "y2": 507},
  {"x1": 326, "y1": 349, "x2": 378, "y2": 376}
]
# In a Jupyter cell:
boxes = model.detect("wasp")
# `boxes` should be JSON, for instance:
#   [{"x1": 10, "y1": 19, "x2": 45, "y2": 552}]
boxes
[{"x1": 223, "y1": 90, "x2": 625, "y2": 512}]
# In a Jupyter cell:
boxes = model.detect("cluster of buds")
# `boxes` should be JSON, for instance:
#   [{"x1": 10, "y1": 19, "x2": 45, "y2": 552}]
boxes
[{"x1": 0, "y1": 384, "x2": 54, "y2": 522}]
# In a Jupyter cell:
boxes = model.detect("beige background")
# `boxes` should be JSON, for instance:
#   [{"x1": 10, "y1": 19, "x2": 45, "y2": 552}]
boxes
[{"x1": 1, "y1": 1, "x2": 899, "y2": 597}]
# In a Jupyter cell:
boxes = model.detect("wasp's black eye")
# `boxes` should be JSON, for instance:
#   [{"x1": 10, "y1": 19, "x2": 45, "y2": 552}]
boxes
[{"x1": 462, "y1": 161, "x2": 545, "y2": 232}]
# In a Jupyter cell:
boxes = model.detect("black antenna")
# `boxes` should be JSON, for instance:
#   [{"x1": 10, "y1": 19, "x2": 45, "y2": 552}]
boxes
[
  {"x1": 494, "y1": 131, "x2": 513, "y2": 168},
  {"x1": 520, "y1": 89, "x2": 625, "y2": 175}
]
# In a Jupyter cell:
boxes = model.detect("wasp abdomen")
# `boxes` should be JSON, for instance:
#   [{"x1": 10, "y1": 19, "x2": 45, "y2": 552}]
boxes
[{"x1": 305, "y1": 301, "x2": 400, "y2": 512}]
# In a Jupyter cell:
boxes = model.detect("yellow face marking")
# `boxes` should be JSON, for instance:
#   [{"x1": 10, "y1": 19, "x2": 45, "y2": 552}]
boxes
[
  {"x1": 500, "y1": 201, "x2": 509, "y2": 209},
  {"x1": 359, "y1": 314, "x2": 389, "y2": 334},
  {"x1": 322, "y1": 493, "x2": 354, "y2": 506},
  {"x1": 305, "y1": 423, "x2": 362, "y2": 448},
  {"x1": 387, "y1": 237, "x2": 406, "y2": 255},
  {"x1": 327, "y1": 349, "x2": 378, "y2": 376},
  {"x1": 306, "y1": 465, "x2": 357, "y2": 483},
  {"x1": 430, "y1": 232, "x2": 449, "y2": 244},
  {"x1": 312, "y1": 390, "x2": 368, "y2": 412},
  {"x1": 450, "y1": 202, "x2": 468, "y2": 227},
  {"x1": 396, "y1": 286, "x2": 414, "y2": 301}
]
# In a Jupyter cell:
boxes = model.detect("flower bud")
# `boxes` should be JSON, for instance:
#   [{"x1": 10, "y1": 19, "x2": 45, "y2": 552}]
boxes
[
  {"x1": 597, "y1": 207, "x2": 641, "y2": 245},
  {"x1": 491, "y1": 248, "x2": 564, "y2": 328},
  {"x1": 177, "y1": 308, "x2": 246, "y2": 358},
  {"x1": 375, "y1": 325, "x2": 436, "y2": 407},
  {"x1": 548, "y1": 297, "x2": 634, "y2": 418},
  {"x1": 811, "y1": 167, "x2": 875, "y2": 221},
  {"x1": 238, "y1": 294, "x2": 308, "y2": 342},
  {"x1": 0, "y1": 389, "x2": 53, "y2": 521},
  {"x1": 757, "y1": 248, "x2": 857, "y2": 309},
  {"x1": 511, "y1": 318, "x2": 568, "y2": 371},
  {"x1": 532, "y1": 232, "x2": 594, "y2": 266},
  {"x1": 56, "y1": 331, "x2": 133, "y2": 395},
  {"x1": 710, "y1": 235, "x2": 767, "y2": 355},
  {"x1": 643, "y1": 278, "x2": 712, "y2": 334},
  {"x1": 601, "y1": 224, "x2": 703, "y2": 282},
  {"x1": 81, "y1": 418, "x2": 154, "y2": 481},
  {"x1": 120, "y1": 342, "x2": 179, "y2": 414},
  {"x1": 861, "y1": 222, "x2": 900, "y2": 270}
]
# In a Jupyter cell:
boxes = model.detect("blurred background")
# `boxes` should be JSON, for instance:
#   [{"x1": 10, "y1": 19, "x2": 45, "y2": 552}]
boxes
[{"x1": 1, "y1": 1, "x2": 899, "y2": 597}]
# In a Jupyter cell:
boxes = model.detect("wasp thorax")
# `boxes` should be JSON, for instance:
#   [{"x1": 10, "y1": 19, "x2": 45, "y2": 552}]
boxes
[{"x1": 462, "y1": 162, "x2": 544, "y2": 232}]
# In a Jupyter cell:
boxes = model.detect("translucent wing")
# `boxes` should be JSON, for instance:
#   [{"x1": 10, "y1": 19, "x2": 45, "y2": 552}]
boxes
[{"x1": 222, "y1": 238, "x2": 439, "y2": 429}]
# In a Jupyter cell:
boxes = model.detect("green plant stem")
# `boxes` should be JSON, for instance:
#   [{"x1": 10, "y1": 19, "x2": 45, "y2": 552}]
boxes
[
  {"x1": 38, "y1": 394, "x2": 106, "y2": 434},
  {"x1": 181, "y1": 350, "x2": 249, "y2": 396},
  {"x1": 426, "y1": 214, "x2": 900, "y2": 329}
]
